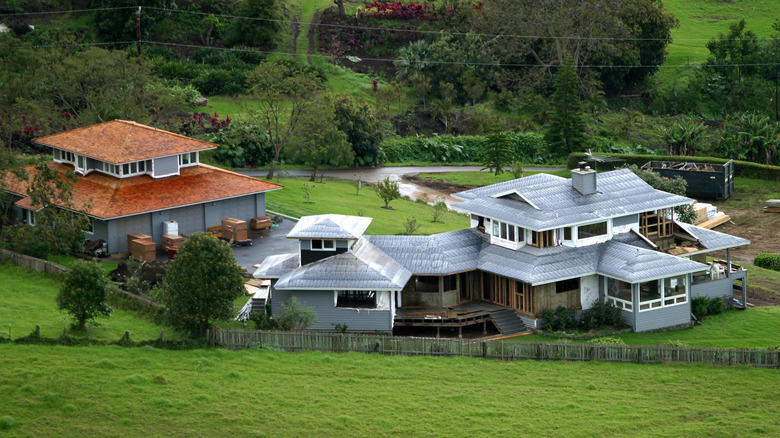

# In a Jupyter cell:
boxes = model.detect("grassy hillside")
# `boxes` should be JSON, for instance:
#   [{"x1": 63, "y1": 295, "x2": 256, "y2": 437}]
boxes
[
  {"x1": 266, "y1": 177, "x2": 470, "y2": 235},
  {"x1": 0, "y1": 344, "x2": 777, "y2": 437},
  {"x1": 0, "y1": 264, "x2": 170, "y2": 342},
  {"x1": 663, "y1": 0, "x2": 778, "y2": 66}
]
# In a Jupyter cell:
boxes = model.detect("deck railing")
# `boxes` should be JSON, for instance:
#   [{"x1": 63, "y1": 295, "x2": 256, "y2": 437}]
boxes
[{"x1": 212, "y1": 329, "x2": 780, "y2": 368}]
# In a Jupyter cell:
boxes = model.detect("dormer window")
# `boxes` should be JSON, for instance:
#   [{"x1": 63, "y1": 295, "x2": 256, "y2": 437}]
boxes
[
  {"x1": 311, "y1": 239, "x2": 335, "y2": 251},
  {"x1": 487, "y1": 218, "x2": 524, "y2": 250},
  {"x1": 179, "y1": 152, "x2": 198, "y2": 167},
  {"x1": 122, "y1": 160, "x2": 147, "y2": 177}
]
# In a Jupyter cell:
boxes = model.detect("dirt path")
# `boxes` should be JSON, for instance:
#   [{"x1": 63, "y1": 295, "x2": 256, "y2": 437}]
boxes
[
  {"x1": 308, "y1": 11, "x2": 320, "y2": 66},
  {"x1": 289, "y1": 14, "x2": 300, "y2": 58}
]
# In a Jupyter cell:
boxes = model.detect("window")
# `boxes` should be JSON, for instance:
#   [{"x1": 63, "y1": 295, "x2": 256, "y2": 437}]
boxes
[
  {"x1": 489, "y1": 219, "x2": 523, "y2": 247},
  {"x1": 606, "y1": 278, "x2": 633, "y2": 310},
  {"x1": 24, "y1": 209, "x2": 36, "y2": 225},
  {"x1": 563, "y1": 227, "x2": 572, "y2": 241},
  {"x1": 555, "y1": 278, "x2": 579, "y2": 294},
  {"x1": 578, "y1": 221, "x2": 607, "y2": 239},
  {"x1": 179, "y1": 152, "x2": 197, "y2": 167},
  {"x1": 311, "y1": 239, "x2": 335, "y2": 251},
  {"x1": 337, "y1": 291, "x2": 376, "y2": 308},
  {"x1": 76, "y1": 155, "x2": 84, "y2": 170},
  {"x1": 639, "y1": 276, "x2": 687, "y2": 311},
  {"x1": 414, "y1": 276, "x2": 439, "y2": 293},
  {"x1": 443, "y1": 274, "x2": 457, "y2": 291}
]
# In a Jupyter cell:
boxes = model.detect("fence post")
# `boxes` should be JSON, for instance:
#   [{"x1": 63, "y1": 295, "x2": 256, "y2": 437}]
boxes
[
  {"x1": 35, "y1": 325, "x2": 40, "y2": 339},
  {"x1": 482, "y1": 341, "x2": 487, "y2": 359}
]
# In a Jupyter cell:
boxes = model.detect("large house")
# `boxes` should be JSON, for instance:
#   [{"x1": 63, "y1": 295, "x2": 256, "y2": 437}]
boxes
[
  {"x1": 2, "y1": 120, "x2": 281, "y2": 253},
  {"x1": 255, "y1": 165, "x2": 749, "y2": 334}
]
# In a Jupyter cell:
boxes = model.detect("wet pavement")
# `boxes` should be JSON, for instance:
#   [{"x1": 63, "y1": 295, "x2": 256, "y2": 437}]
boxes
[{"x1": 230, "y1": 217, "x2": 298, "y2": 274}]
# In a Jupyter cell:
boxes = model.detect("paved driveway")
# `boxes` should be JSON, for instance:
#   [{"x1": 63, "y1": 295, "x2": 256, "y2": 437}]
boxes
[{"x1": 230, "y1": 217, "x2": 298, "y2": 273}]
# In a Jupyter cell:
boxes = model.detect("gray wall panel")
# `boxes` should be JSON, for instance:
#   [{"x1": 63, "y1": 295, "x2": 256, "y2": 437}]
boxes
[
  {"x1": 272, "y1": 289, "x2": 392, "y2": 331},
  {"x1": 691, "y1": 275, "x2": 742, "y2": 299},
  {"x1": 613, "y1": 214, "x2": 638, "y2": 227},
  {"x1": 153, "y1": 156, "x2": 179, "y2": 177},
  {"x1": 634, "y1": 301, "x2": 691, "y2": 332},
  {"x1": 90, "y1": 219, "x2": 110, "y2": 245},
  {"x1": 114, "y1": 213, "x2": 153, "y2": 252}
]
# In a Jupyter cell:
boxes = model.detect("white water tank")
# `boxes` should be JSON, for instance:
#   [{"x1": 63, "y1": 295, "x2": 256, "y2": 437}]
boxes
[{"x1": 163, "y1": 220, "x2": 179, "y2": 236}]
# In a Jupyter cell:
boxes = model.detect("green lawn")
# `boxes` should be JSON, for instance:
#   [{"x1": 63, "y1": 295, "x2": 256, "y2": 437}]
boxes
[
  {"x1": 266, "y1": 177, "x2": 469, "y2": 235},
  {"x1": 418, "y1": 169, "x2": 572, "y2": 186},
  {"x1": 663, "y1": 0, "x2": 778, "y2": 66},
  {"x1": 518, "y1": 306, "x2": 780, "y2": 350},
  {"x1": 0, "y1": 264, "x2": 171, "y2": 342},
  {"x1": 0, "y1": 344, "x2": 777, "y2": 437}
]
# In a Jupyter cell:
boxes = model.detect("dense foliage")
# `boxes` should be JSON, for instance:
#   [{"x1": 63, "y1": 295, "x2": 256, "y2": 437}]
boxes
[
  {"x1": 57, "y1": 260, "x2": 112, "y2": 329},
  {"x1": 381, "y1": 133, "x2": 552, "y2": 164},
  {"x1": 754, "y1": 253, "x2": 780, "y2": 272},
  {"x1": 158, "y1": 232, "x2": 245, "y2": 337}
]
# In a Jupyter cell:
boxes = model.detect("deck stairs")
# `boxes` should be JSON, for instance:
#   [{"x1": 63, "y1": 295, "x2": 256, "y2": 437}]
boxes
[{"x1": 489, "y1": 309, "x2": 527, "y2": 335}]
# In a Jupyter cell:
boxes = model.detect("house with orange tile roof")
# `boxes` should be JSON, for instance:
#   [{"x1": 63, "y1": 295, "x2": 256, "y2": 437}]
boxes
[{"x1": 2, "y1": 120, "x2": 282, "y2": 253}]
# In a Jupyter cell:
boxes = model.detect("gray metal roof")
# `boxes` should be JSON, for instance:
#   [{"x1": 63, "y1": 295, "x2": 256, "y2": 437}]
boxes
[
  {"x1": 253, "y1": 253, "x2": 299, "y2": 279},
  {"x1": 366, "y1": 229, "x2": 487, "y2": 275},
  {"x1": 675, "y1": 221, "x2": 750, "y2": 251},
  {"x1": 451, "y1": 169, "x2": 693, "y2": 231},
  {"x1": 477, "y1": 243, "x2": 600, "y2": 285},
  {"x1": 610, "y1": 231, "x2": 656, "y2": 250},
  {"x1": 598, "y1": 240, "x2": 707, "y2": 283},
  {"x1": 287, "y1": 214, "x2": 372, "y2": 239},
  {"x1": 273, "y1": 238, "x2": 411, "y2": 290}
]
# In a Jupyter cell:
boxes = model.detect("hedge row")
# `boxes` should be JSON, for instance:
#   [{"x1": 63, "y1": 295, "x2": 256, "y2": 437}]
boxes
[
  {"x1": 381, "y1": 133, "x2": 555, "y2": 164},
  {"x1": 568, "y1": 153, "x2": 780, "y2": 181},
  {"x1": 754, "y1": 254, "x2": 780, "y2": 271}
]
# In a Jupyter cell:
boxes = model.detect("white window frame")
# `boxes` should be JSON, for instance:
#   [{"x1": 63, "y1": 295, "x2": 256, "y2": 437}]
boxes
[
  {"x1": 179, "y1": 152, "x2": 198, "y2": 168},
  {"x1": 487, "y1": 218, "x2": 524, "y2": 250},
  {"x1": 605, "y1": 278, "x2": 633, "y2": 311},
  {"x1": 311, "y1": 239, "x2": 336, "y2": 251},
  {"x1": 638, "y1": 275, "x2": 688, "y2": 312}
]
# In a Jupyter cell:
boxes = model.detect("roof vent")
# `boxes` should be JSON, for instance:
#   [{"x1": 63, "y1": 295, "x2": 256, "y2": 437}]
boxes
[{"x1": 571, "y1": 164, "x2": 597, "y2": 195}]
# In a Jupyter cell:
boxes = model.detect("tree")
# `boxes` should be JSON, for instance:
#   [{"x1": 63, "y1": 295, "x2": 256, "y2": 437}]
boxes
[
  {"x1": 659, "y1": 117, "x2": 707, "y2": 156},
  {"x1": 158, "y1": 232, "x2": 245, "y2": 337},
  {"x1": 57, "y1": 260, "x2": 111, "y2": 329},
  {"x1": 375, "y1": 177, "x2": 401, "y2": 209},
  {"x1": 393, "y1": 40, "x2": 433, "y2": 82},
  {"x1": 545, "y1": 59, "x2": 586, "y2": 155},
  {"x1": 717, "y1": 112, "x2": 780, "y2": 165},
  {"x1": 333, "y1": 0, "x2": 346, "y2": 17},
  {"x1": 225, "y1": 0, "x2": 281, "y2": 48},
  {"x1": 278, "y1": 296, "x2": 317, "y2": 331},
  {"x1": 287, "y1": 97, "x2": 353, "y2": 181},
  {"x1": 480, "y1": 131, "x2": 514, "y2": 175},
  {"x1": 704, "y1": 19, "x2": 763, "y2": 114},
  {"x1": 332, "y1": 93, "x2": 383, "y2": 166},
  {"x1": 247, "y1": 61, "x2": 325, "y2": 179}
]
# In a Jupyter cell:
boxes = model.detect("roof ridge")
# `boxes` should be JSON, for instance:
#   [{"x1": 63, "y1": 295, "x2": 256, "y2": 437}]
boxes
[{"x1": 114, "y1": 120, "x2": 220, "y2": 149}]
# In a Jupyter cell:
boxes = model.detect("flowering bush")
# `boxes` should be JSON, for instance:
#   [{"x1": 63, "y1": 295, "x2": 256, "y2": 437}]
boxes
[{"x1": 358, "y1": 2, "x2": 432, "y2": 20}]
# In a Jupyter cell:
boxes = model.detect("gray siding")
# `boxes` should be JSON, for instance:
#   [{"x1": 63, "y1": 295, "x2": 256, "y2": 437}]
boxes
[
  {"x1": 691, "y1": 272, "x2": 744, "y2": 299},
  {"x1": 634, "y1": 301, "x2": 691, "y2": 332},
  {"x1": 204, "y1": 194, "x2": 263, "y2": 227},
  {"x1": 613, "y1": 214, "x2": 638, "y2": 227},
  {"x1": 113, "y1": 213, "x2": 153, "y2": 253},
  {"x1": 620, "y1": 309, "x2": 635, "y2": 328},
  {"x1": 272, "y1": 289, "x2": 392, "y2": 331},
  {"x1": 153, "y1": 156, "x2": 179, "y2": 177},
  {"x1": 90, "y1": 219, "x2": 110, "y2": 246}
]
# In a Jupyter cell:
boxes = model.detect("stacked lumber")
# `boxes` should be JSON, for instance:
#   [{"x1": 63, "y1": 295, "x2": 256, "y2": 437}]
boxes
[
  {"x1": 162, "y1": 234, "x2": 184, "y2": 247},
  {"x1": 763, "y1": 199, "x2": 780, "y2": 213},
  {"x1": 221, "y1": 218, "x2": 248, "y2": 241},
  {"x1": 129, "y1": 238, "x2": 156, "y2": 262},
  {"x1": 698, "y1": 213, "x2": 730, "y2": 229},
  {"x1": 251, "y1": 216, "x2": 272, "y2": 230}
]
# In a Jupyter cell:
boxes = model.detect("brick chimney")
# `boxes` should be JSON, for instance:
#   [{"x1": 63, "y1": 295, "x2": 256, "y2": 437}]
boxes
[{"x1": 571, "y1": 161, "x2": 597, "y2": 195}]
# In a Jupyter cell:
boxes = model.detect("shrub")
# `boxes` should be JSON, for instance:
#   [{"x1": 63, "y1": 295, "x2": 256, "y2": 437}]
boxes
[
  {"x1": 540, "y1": 309, "x2": 555, "y2": 332},
  {"x1": 588, "y1": 336, "x2": 626, "y2": 345},
  {"x1": 708, "y1": 297, "x2": 725, "y2": 316},
  {"x1": 278, "y1": 297, "x2": 318, "y2": 331},
  {"x1": 590, "y1": 300, "x2": 623, "y2": 327},
  {"x1": 754, "y1": 253, "x2": 780, "y2": 271},
  {"x1": 8, "y1": 225, "x2": 50, "y2": 259},
  {"x1": 554, "y1": 306, "x2": 577, "y2": 331},
  {"x1": 568, "y1": 152, "x2": 780, "y2": 181},
  {"x1": 380, "y1": 133, "x2": 552, "y2": 164},
  {"x1": 691, "y1": 296, "x2": 710, "y2": 320}
]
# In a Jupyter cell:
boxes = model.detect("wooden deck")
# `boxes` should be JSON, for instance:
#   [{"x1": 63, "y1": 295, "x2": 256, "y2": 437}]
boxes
[{"x1": 394, "y1": 301, "x2": 510, "y2": 338}]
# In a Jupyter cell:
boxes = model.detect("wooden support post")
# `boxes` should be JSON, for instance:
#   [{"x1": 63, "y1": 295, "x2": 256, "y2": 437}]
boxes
[
  {"x1": 458, "y1": 326, "x2": 462, "y2": 339},
  {"x1": 436, "y1": 326, "x2": 440, "y2": 338},
  {"x1": 35, "y1": 325, "x2": 40, "y2": 338},
  {"x1": 742, "y1": 273, "x2": 747, "y2": 310},
  {"x1": 483, "y1": 321, "x2": 487, "y2": 335},
  {"x1": 726, "y1": 248, "x2": 731, "y2": 278},
  {"x1": 482, "y1": 341, "x2": 487, "y2": 358}
]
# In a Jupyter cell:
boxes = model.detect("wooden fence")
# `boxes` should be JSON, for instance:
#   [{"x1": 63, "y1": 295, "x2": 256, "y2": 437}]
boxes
[
  {"x1": 212, "y1": 329, "x2": 780, "y2": 368},
  {"x1": 0, "y1": 248, "x2": 68, "y2": 274}
]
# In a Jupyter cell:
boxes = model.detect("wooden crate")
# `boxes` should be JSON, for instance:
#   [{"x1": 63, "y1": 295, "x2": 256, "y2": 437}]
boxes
[
  {"x1": 162, "y1": 234, "x2": 184, "y2": 247},
  {"x1": 127, "y1": 233, "x2": 151, "y2": 250},
  {"x1": 251, "y1": 216, "x2": 272, "y2": 230},
  {"x1": 222, "y1": 218, "x2": 248, "y2": 240}
]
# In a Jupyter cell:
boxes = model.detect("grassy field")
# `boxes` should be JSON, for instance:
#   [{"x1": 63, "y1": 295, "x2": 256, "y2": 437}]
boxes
[
  {"x1": 0, "y1": 264, "x2": 171, "y2": 342},
  {"x1": 266, "y1": 177, "x2": 469, "y2": 235},
  {"x1": 518, "y1": 306, "x2": 780, "y2": 350},
  {"x1": 0, "y1": 344, "x2": 777, "y2": 437},
  {"x1": 663, "y1": 0, "x2": 778, "y2": 66},
  {"x1": 419, "y1": 169, "x2": 572, "y2": 185}
]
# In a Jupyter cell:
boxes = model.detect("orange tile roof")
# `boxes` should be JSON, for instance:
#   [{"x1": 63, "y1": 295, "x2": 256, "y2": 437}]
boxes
[
  {"x1": 33, "y1": 120, "x2": 218, "y2": 164},
  {"x1": 4, "y1": 162, "x2": 283, "y2": 219}
]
